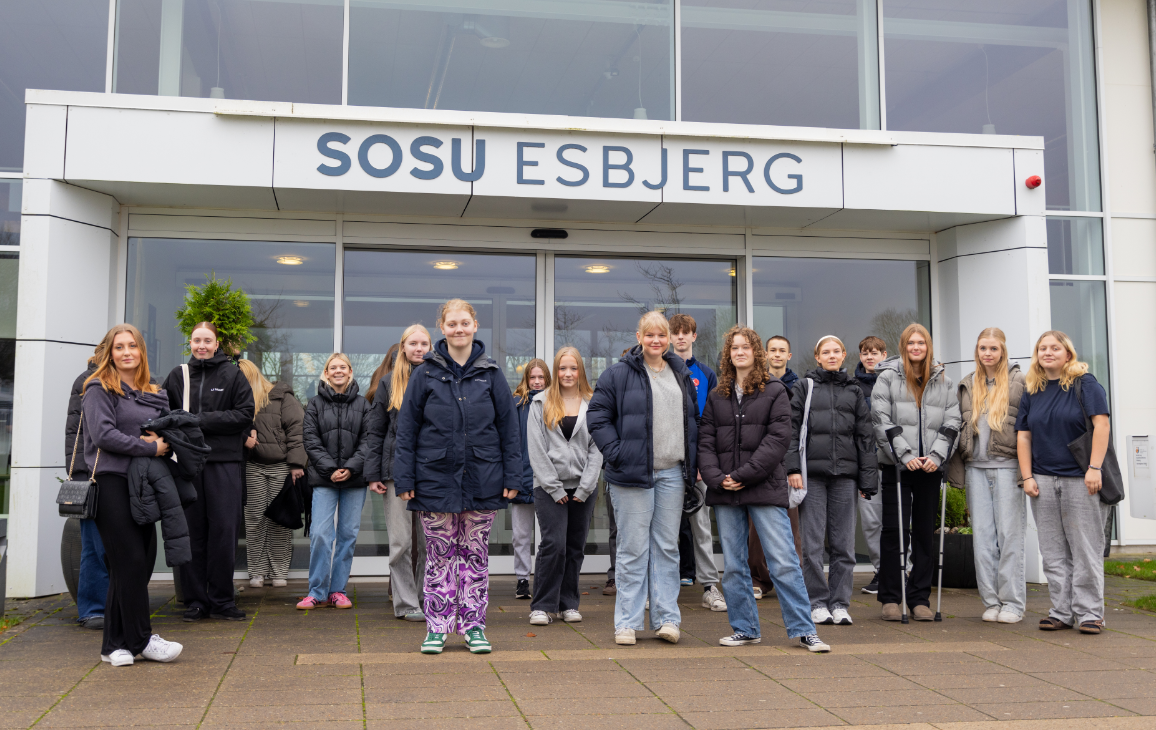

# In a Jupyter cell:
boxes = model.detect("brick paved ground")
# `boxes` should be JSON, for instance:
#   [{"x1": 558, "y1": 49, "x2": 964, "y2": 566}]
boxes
[{"x1": 2, "y1": 572, "x2": 1155, "y2": 729}]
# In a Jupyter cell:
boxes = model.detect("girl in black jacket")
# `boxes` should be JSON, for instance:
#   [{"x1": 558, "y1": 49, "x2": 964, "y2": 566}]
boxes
[
  {"x1": 298, "y1": 353, "x2": 376, "y2": 611},
  {"x1": 162, "y1": 322, "x2": 254, "y2": 623},
  {"x1": 786, "y1": 336, "x2": 877, "y2": 627}
]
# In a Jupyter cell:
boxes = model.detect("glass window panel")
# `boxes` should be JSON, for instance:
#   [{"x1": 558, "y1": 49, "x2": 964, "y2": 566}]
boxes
[
  {"x1": 882, "y1": 0, "x2": 1101, "y2": 212},
  {"x1": 348, "y1": 0, "x2": 674, "y2": 121},
  {"x1": 0, "y1": 181, "x2": 20, "y2": 246},
  {"x1": 1049, "y1": 279, "x2": 1109, "y2": 395},
  {"x1": 0, "y1": 253, "x2": 15, "y2": 515},
  {"x1": 682, "y1": 0, "x2": 879, "y2": 129},
  {"x1": 114, "y1": 0, "x2": 343, "y2": 104},
  {"x1": 752, "y1": 257, "x2": 932, "y2": 375},
  {"x1": 1047, "y1": 216, "x2": 1103, "y2": 276},
  {"x1": 0, "y1": 1, "x2": 108, "y2": 170}
]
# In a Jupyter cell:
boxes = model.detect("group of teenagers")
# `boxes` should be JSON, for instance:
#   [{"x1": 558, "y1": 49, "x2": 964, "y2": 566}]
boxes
[{"x1": 72, "y1": 294, "x2": 1115, "y2": 665}]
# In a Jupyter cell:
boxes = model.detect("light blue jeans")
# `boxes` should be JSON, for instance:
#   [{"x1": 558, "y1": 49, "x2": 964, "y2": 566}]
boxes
[
  {"x1": 716, "y1": 504, "x2": 817, "y2": 639},
  {"x1": 308, "y1": 486, "x2": 368, "y2": 601},
  {"x1": 609, "y1": 467, "x2": 684, "y2": 631},
  {"x1": 966, "y1": 466, "x2": 1026, "y2": 616}
]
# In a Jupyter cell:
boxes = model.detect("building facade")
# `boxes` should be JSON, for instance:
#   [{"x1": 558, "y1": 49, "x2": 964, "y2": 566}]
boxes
[{"x1": 3, "y1": 0, "x2": 1154, "y2": 597}]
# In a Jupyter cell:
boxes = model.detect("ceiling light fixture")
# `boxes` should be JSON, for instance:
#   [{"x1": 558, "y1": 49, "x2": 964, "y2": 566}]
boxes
[
  {"x1": 728, "y1": 267, "x2": 736, "y2": 277},
  {"x1": 276, "y1": 255, "x2": 304, "y2": 265},
  {"x1": 584, "y1": 264, "x2": 611, "y2": 274},
  {"x1": 432, "y1": 260, "x2": 461, "y2": 270},
  {"x1": 293, "y1": 300, "x2": 309, "y2": 307}
]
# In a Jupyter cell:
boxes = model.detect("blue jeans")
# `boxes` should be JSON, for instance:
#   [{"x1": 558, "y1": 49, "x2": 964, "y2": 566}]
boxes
[
  {"x1": 609, "y1": 467, "x2": 684, "y2": 631},
  {"x1": 967, "y1": 466, "x2": 1026, "y2": 616},
  {"x1": 716, "y1": 503, "x2": 816, "y2": 639},
  {"x1": 77, "y1": 518, "x2": 109, "y2": 620},
  {"x1": 308, "y1": 486, "x2": 368, "y2": 601}
]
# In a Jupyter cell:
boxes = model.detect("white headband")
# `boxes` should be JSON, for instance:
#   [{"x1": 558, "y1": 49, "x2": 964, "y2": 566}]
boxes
[{"x1": 815, "y1": 335, "x2": 845, "y2": 351}]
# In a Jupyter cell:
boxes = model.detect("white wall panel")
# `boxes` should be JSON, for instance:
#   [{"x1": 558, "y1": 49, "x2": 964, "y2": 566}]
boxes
[
  {"x1": 844, "y1": 144, "x2": 1016, "y2": 215},
  {"x1": 22, "y1": 104, "x2": 68, "y2": 180}
]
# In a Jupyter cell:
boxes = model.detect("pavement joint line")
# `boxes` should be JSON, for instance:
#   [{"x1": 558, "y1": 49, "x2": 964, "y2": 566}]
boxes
[
  {"x1": 610, "y1": 657, "x2": 694, "y2": 728},
  {"x1": 0, "y1": 601, "x2": 69, "y2": 647},
  {"x1": 488, "y1": 659, "x2": 533, "y2": 729},
  {"x1": 736, "y1": 654, "x2": 851, "y2": 726},
  {"x1": 27, "y1": 660, "x2": 100, "y2": 727},
  {"x1": 354, "y1": 584, "x2": 367, "y2": 730},
  {"x1": 193, "y1": 589, "x2": 261, "y2": 730}
]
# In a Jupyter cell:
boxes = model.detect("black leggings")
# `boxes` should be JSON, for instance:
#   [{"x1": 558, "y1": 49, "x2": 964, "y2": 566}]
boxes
[
  {"x1": 878, "y1": 468, "x2": 941, "y2": 608},
  {"x1": 93, "y1": 473, "x2": 156, "y2": 655}
]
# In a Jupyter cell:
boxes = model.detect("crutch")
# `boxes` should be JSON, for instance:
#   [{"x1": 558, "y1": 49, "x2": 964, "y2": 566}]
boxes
[
  {"x1": 884, "y1": 426, "x2": 908, "y2": 624},
  {"x1": 934, "y1": 426, "x2": 959, "y2": 622}
]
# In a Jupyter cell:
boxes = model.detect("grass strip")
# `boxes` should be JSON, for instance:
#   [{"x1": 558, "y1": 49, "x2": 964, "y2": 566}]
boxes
[{"x1": 1105, "y1": 558, "x2": 1156, "y2": 582}]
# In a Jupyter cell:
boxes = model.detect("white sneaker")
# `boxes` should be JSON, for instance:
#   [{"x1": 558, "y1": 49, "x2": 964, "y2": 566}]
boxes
[
  {"x1": 997, "y1": 610, "x2": 1023, "y2": 624},
  {"x1": 615, "y1": 628, "x2": 636, "y2": 645},
  {"x1": 831, "y1": 608, "x2": 853, "y2": 625},
  {"x1": 101, "y1": 650, "x2": 133, "y2": 667},
  {"x1": 249, "y1": 576, "x2": 263, "y2": 588},
  {"x1": 982, "y1": 607, "x2": 1001, "y2": 622},
  {"x1": 561, "y1": 609, "x2": 582, "y2": 623},
  {"x1": 140, "y1": 634, "x2": 183, "y2": 663},
  {"x1": 702, "y1": 585, "x2": 727, "y2": 612},
  {"x1": 271, "y1": 579, "x2": 288, "y2": 587},
  {"x1": 529, "y1": 610, "x2": 552, "y2": 626},
  {"x1": 753, "y1": 586, "x2": 763, "y2": 600},
  {"x1": 811, "y1": 607, "x2": 834, "y2": 625},
  {"x1": 656, "y1": 622, "x2": 680, "y2": 644},
  {"x1": 645, "y1": 599, "x2": 650, "y2": 610}
]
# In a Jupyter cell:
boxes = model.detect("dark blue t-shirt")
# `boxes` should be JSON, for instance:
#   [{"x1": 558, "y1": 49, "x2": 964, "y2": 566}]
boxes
[{"x1": 1014, "y1": 373, "x2": 1109, "y2": 477}]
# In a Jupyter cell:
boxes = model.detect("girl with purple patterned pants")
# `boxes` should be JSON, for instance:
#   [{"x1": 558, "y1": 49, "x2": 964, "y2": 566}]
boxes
[{"x1": 393, "y1": 299, "x2": 524, "y2": 655}]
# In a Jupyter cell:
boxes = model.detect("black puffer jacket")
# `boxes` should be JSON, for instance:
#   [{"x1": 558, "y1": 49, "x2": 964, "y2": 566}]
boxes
[
  {"x1": 786, "y1": 368, "x2": 878, "y2": 494},
  {"x1": 303, "y1": 379, "x2": 376, "y2": 489},
  {"x1": 698, "y1": 379, "x2": 792, "y2": 508},
  {"x1": 366, "y1": 376, "x2": 399, "y2": 483},
  {"x1": 162, "y1": 351, "x2": 255, "y2": 462},
  {"x1": 65, "y1": 363, "x2": 97, "y2": 479}
]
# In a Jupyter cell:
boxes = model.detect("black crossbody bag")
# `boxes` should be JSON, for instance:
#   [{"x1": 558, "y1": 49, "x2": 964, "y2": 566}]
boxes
[
  {"x1": 1068, "y1": 377, "x2": 1124, "y2": 505},
  {"x1": 57, "y1": 412, "x2": 100, "y2": 518}
]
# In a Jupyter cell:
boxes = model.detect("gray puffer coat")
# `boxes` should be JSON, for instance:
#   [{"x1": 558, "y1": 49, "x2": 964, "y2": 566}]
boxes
[{"x1": 871, "y1": 357, "x2": 961, "y2": 469}]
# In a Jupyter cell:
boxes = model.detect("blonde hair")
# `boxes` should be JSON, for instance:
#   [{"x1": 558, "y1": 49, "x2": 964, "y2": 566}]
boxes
[
  {"x1": 320, "y1": 352, "x2": 355, "y2": 391},
  {"x1": 514, "y1": 358, "x2": 552, "y2": 405},
  {"x1": 238, "y1": 358, "x2": 274, "y2": 413},
  {"x1": 637, "y1": 310, "x2": 670, "y2": 337},
  {"x1": 1026, "y1": 330, "x2": 1088, "y2": 394},
  {"x1": 84, "y1": 324, "x2": 160, "y2": 397},
  {"x1": 813, "y1": 335, "x2": 845, "y2": 357},
  {"x1": 389, "y1": 324, "x2": 432, "y2": 411},
  {"x1": 900, "y1": 323, "x2": 935, "y2": 408},
  {"x1": 970, "y1": 328, "x2": 1010, "y2": 433},
  {"x1": 436, "y1": 298, "x2": 477, "y2": 329},
  {"x1": 543, "y1": 347, "x2": 594, "y2": 430}
]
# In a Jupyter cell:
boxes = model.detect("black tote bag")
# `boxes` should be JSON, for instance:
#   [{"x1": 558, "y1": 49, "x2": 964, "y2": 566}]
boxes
[
  {"x1": 1068, "y1": 377, "x2": 1124, "y2": 505},
  {"x1": 264, "y1": 472, "x2": 305, "y2": 530}
]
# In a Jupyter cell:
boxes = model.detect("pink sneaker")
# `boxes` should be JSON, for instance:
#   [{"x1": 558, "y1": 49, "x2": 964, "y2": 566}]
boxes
[
  {"x1": 296, "y1": 596, "x2": 326, "y2": 610},
  {"x1": 329, "y1": 592, "x2": 352, "y2": 609}
]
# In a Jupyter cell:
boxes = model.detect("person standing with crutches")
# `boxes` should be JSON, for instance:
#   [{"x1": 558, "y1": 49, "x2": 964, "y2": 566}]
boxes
[{"x1": 871, "y1": 324, "x2": 960, "y2": 622}]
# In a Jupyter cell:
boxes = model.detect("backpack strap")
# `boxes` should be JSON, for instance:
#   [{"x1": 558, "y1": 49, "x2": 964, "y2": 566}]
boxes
[{"x1": 181, "y1": 363, "x2": 191, "y2": 412}]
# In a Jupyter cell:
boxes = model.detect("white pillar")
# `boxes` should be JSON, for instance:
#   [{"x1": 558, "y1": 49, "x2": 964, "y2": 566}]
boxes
[
  {"x1": 9, "y1": 177, "x2": 118, "y2": 598},
  {"x1": 158, "y1": 0, "x2": 184, "y2": 97}
]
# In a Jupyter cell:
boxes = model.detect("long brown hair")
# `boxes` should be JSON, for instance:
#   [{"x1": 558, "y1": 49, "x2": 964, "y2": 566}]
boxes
[
  {"x1": 970, "y1": 328, "x2": 1010, "y2": 432},
  {"x1": 237, "y1": 359, "x2": 274, "y2": 412},
  {"x1": 900, "y1": 323, "x2": 935, "y2": 408},
  {"x1": 1026, "y1": 330, "x2": 1088, "y2": 394},
  {"x1": 514, "y1": 358, "x2": 551, "y2": 406},
  {"x1": 389, "y1": 324, "x2": 432, "y2": 411},
  {"x1": 716, "y1": 325, "x2": 770, "y2": 398},
  {"x1": 366, "y1": 343, "x2": 400, "y2": 404},
  {"x1": 542, "y1": 347, "x2": 593, "y2": 430},
  {"x1": 84, "y1": 324, "x2": 159, "y2": 396}
]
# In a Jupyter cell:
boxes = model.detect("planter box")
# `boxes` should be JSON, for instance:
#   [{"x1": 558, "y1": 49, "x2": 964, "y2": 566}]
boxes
[{"x1": 936, "y1": 532, "x2": 978, "y2": 589}]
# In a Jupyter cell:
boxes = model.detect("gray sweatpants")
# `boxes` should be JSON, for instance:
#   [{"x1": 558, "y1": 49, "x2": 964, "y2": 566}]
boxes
[
  {"x1": 1031, "y1": 474, "x2": 1110, "y2": 626},
  {"x1": 689, "y1": 481, "x2": 720, "y2": 587},
  {"x1": 799, "y1": 475, "x2": 858, "y2": 611},
  {"x1": 382, "y1": 480, "x2": 426, "y2": 617},
  {"x1": 857, "y1": 485, "x2": 882, "y2": 572},
  {"x1": 510, "y1": 502, "x2": 536, "y2": 580}
]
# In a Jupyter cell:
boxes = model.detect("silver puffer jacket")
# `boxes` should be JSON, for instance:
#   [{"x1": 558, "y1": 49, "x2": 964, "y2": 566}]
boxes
[{"x1": 871, "y1": 356, "x2": 961, "y2": 469}]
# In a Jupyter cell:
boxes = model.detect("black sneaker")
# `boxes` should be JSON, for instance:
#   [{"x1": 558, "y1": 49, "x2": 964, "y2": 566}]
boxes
[
  {"x1": 210, "y1": 606, "x2": 247, "y2": 621},
  {"x1": 78, "y1": 615, "x2": 104, "y2": 631},
  {"x1": 719, "y1": 632, "x2": 761, "y2": 647},
  {"x1": 515, "y1": 579, "x2": 531, "y2": 600},
  {"x1": 861, "y1": 572, "x2": 879, "y2": 594},
  {"x1": 800, "y1": 634, "x2": 831, "y2": 653},
  {"x1": 182, "y1": 606, "x2": 207, "y2": 622}
]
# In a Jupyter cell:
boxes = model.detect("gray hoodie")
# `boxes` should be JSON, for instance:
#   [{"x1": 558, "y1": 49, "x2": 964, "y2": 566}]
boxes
[
  {"x1": 526, "y1": 391, "x2": 603, "y2": 502},
  {"x1": 871, "y1": 356, "x2": 961, "y2": 469}
]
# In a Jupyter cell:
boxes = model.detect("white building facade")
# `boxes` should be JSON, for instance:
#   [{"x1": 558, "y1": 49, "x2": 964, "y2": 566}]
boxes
[{"x1": 2, "y1": 0, "x2": 1154, "y2": 597}]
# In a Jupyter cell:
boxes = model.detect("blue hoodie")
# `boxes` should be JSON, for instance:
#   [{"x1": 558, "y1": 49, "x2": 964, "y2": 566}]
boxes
[{"x1": 684, "y1": 356, "x2": 718, "y2": 418}]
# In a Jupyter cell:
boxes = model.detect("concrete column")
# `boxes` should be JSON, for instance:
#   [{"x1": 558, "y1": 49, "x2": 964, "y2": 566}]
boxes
[
  {"x1": 937, "y1": 213, "x2": 1051, "y2": 583},
  {"x1": 9, "y1": 178, "x2": 118, "y2": 598}
]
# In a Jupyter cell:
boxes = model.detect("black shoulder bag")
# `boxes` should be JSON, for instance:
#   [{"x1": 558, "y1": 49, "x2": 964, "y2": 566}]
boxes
[
  {"x1": 1068, "y1": 377, "x2": 1124, "y2": 505},
  {"x1": 57, "y1": 412, "x2": 100, "y2": 518}
]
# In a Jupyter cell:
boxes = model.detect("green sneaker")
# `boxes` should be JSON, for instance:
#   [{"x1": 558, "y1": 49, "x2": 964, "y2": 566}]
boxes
[
  {"x1": 464, "y1": 628, "x2": 492, "y2": 654},
  {"x1": 420, "y1": 632, "x2": 447, "y2": 654}
]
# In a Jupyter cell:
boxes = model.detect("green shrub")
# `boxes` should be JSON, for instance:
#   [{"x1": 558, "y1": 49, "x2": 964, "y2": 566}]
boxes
[
  {"x1": 174, "y1": 273, "x2": 256, "y2": 356},
  {"x1": 936, "y1": 485, "x2": 969, "y2": 530}
]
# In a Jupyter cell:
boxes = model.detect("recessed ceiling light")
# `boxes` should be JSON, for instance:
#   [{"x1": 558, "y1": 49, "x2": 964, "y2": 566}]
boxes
[
  {"x1": 432, "y1": 260, "x2": 461, "y2": 270},
  {"x1": 276, "y1": 255, "x2": 304, "y2": 265},
  {"x1": 728, "y1": 267, "x2": 736, "y2": 277},
  {"x1": 293, "y1": 300, "x2": 309, "y2": 307},
  {"x1": 584, "y1": 264, "x2": 611, "y2": 274}
]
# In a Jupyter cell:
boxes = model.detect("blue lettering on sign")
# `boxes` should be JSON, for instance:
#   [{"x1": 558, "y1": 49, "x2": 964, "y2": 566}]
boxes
[
  {"x1": 723, "y1": 151, "x2": 755, "y2": 193},
  {"x1": 409, "y1": 136, "x2": 444, "y2": 180},
  {"x1": 518, "y1": 142, "x2": 545, "y2": 185},
  {"x1": 317, "y1": 132, "x2": 351, "y2": 176},
  {"x1": 452, "y1": 138, "x2": 485, "y2": 182},
  {"x1": 642, "y1": 148, "x2": 667, "y2": 190},
  {"x1": 764, "y1": 152, "x2": 803, "y2": 194},
  {"x1": 358, "y1": 134, "x2": 403, "y2": 178},
  {"x1": 603, "y1": 146, "x2": 634, "y2": 188},
  {"x1": 683, "y1": 149, "x2": 709, "y2": 191},
  {"x1": 556, "y1": 144, "x2": 589, "y2": 186}
]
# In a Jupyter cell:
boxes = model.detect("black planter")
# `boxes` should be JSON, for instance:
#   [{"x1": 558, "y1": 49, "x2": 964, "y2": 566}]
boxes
[{"x1": 936, "y1": 532, "x2": 978, "y2": 589}]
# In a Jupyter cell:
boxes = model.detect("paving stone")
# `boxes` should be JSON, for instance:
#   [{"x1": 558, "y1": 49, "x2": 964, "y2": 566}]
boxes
[
  {"x1": 675, "y1": 707, "x2": 845, "y2": 729},
  {"x1": 517, "y1": 697, "x2": 669, "y2": 716},
  {"x1": 366, "y1": 700, "x2": 521, "y2": 720},
  {"x1": 36, "y1": 707, "x2": 206, "y2": 727},
  {"x1": 365, "y1": 717, "x2": 529, "y2": 730},
  {"x1": 968, "y1": 700, "x2": 1137, "y2": 720},
  {"x1": 834, "y1": 702, "x2": 991, "y2": 725},
  {"x1": 201, "y1": 702, "x2": 365, "y2": 723}
]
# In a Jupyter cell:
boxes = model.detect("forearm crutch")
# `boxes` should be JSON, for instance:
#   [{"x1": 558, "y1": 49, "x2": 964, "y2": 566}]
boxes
[
  {"x1": 934, "y1": 427, "x2": 959, "y2": 623},
  {"x1": 884, "y1": 426, "x2": 908, "y2": 624}
]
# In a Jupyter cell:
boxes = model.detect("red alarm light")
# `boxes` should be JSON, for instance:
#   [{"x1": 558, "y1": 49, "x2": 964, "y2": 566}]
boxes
[{"x1": 1025, "y1": 175, "x2": 1042, "y2": 189}]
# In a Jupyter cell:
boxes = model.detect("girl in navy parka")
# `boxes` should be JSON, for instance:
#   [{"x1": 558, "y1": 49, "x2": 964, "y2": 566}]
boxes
[
  {"x1": 393, "y1": 299, "x2": 522, "y2": 655},
  {"x1": 511, "y1": 358, "x2": 551, "y2": 600}
]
